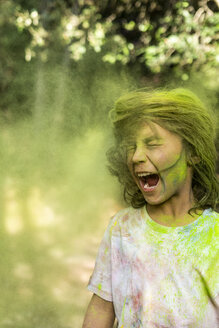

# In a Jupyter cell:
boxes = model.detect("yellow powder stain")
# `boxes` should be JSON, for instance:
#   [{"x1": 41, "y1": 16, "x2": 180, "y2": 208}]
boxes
[
  {"x1": 121, "y1": 297, "x2": 126, "y2": 323},
  {"x1": 98, "y1": 283, "x2": 102, "y2": 291},
  {"x1": 110, "y1": 220, "x2": 118, "y2": 235},
  {"x1": 215, "y1": 224, "x2": 219, "y2": 235},
  {"x1": 110, "y1": 220, "x2": 117, "y2": 234}
]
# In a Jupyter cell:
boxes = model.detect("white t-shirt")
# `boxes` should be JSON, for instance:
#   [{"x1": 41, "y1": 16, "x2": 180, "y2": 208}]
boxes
[{"x1": 87, "y1": 206, "x2": 219, "y2": 327}]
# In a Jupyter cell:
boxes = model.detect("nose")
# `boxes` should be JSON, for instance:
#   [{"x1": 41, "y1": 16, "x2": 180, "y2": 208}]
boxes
[{"x1": 132, "y1": 146, "x2": 147, "y2": 163}]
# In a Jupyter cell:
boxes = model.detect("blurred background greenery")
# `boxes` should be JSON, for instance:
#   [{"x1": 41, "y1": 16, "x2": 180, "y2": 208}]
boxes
[{"x1": 0, "y1": 0, "x2": 218, "y2": 327}]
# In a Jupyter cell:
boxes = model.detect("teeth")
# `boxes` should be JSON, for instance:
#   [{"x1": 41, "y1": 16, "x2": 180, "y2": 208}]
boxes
[{"x1": 137, "y1": 173, "x2": 153, "y2": 177}]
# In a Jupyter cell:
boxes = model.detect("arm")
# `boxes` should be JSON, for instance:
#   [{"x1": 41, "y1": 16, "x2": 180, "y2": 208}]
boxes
[{"x1": 82, "y1": 293, "x2": 115, "y2": 328}]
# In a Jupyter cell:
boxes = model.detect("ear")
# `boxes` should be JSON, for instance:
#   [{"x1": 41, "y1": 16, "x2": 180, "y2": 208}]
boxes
[
  {"x1": 187, "y1": 156, "x2": 200, "y2": 166},
  {"x1": 192, "y1": 156, "x2": 201, "y2": 164}
]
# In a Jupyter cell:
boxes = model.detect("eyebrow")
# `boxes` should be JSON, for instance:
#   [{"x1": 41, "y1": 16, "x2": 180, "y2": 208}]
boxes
[
  {"x1": 143, "y1": 136, "x2": 161, "y2": 143},
  {"x1": 124, "y1": 135, "x2": 162, "y2": 146}
]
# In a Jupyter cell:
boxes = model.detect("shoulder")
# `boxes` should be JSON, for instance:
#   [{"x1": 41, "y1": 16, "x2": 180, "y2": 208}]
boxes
[
  {"x1": 108, "y1": 206, "x2": 145, "y2": 236},
  {"x1": 210, "y1": 210, "x2": 219, "y2": 236},
  {"x1": 207, "y1": 209, "x2": 219, "y2": 219},
  {"x1": 203, "y1": 209, "x2": 219, "y2": 229},
  {"x1": 199, "y1": 209, "x2": 219, "y2": 246},
  {"x1": 110, "y1": 206, "x2": 143, "y2": 223}
]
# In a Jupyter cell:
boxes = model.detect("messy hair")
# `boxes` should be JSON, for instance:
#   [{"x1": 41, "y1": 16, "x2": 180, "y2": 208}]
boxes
[{"x1": 107, "y1": 88, "x2": 219, "y2": 214}]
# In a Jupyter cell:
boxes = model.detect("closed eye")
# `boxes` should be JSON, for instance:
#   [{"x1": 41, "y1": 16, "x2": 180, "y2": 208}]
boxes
[
  {"x1": 124, "y1": 143, "x2": 136, "y2": 150},
  {"x1": 147, "y1": 143, "x2": 161, "y2": 147},
  {"x1": 126, "y1": 145, "x2": 136, "y2": 152}
]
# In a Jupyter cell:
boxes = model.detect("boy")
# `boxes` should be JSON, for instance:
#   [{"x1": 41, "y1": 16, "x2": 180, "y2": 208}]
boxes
[{"x1": 82, "y1": 88, "x2": 219, "y2": 327}]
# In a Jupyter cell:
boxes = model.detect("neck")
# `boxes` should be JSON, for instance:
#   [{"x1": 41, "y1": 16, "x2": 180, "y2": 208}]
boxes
[{"x1": 146, "y1": 191, "x2": 202, "y2": 227}]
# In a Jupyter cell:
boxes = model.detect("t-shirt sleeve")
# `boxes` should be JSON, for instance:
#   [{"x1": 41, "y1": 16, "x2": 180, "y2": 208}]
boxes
[{"x1": 87, "y1": 219, "x2": 114, "y2": 302}]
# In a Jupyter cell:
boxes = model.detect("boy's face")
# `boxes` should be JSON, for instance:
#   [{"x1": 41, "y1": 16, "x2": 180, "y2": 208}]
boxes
[{"x1": 126, "y1": 121, "x2": 192, "y2": 206}]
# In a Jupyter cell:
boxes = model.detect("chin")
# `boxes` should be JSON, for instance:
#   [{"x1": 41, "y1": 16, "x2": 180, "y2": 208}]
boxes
[
  {"x1": 145, "y1": 199, "x2": 164, "y2": 206},
  {"x1": 143, "y1": 193, "x2": 171, "y2": 206}
]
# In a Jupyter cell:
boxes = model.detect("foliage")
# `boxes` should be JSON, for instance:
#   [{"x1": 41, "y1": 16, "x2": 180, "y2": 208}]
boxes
[
  {"x1": 1, "y1": 1, "x2": 219, "y2": 75},
  {"x1": 0, "y1": 0, "x2": 219, "y2": 119},
  {"x1": 3, "y1": 1, "x2": 219, "y2": 72}
]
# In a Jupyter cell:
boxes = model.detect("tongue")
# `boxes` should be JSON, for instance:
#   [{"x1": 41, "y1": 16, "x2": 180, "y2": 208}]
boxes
[{"x1": 146, "y1": 174, "x2": 159, "y2": 187}]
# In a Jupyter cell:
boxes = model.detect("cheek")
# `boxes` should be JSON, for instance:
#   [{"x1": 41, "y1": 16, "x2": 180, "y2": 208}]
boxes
[
  {"x1": 126, "y1": 155, "x2": 132, "y2": 170},
  {"x1": 161, "y1": 158, "x2": 188, "y2": 186},
  {"x1": 152, "y1": 152, "x2": 181, "y2": 172},
  {"x1": 126, "y1": 150, "x2": 135, "y2": 169},
  {"x1": 127, "y1": 160, "x2": 134, "y2": 178},
  {"x1": 165, "y1": 169, "x2": 186, "y2": 186},
  {"x1": 126, "y1": 153, "x2": 132, "y2": 166}
]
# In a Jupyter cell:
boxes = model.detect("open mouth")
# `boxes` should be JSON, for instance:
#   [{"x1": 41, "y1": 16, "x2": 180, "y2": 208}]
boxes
[{"x1": 137, "y1": 173, "x2": 160, "y2": 191}]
